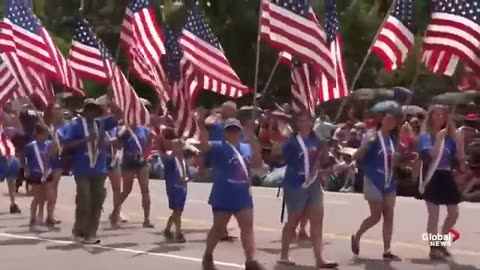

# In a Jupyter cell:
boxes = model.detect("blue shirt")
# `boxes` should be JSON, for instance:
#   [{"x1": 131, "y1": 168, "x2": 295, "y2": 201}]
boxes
[
  {"x1": 62, "y1": 117, "x2": 117, "y2": 176},
  {"x1": 163, "y1": 154, "x2": 191, "y2": 195},
  {"x1": 282, "y1": 134, "x2": 321, "y2": 189},
  {"x1": 361, "y1": 131, "x2": 397, "y2": 193},
  {"x1": 24, "y1": 140, "x2": 52, "y2": 178},
  {"x1": 208, "y1": 121, "x2": 224, "y2": 141},
  {"x1": 119, "y1": 126, "x2": 149, "y2": 155},
  {"x1": 418, "y1": 133, "x2": 456, "y2": 170},
  {"x1": 207, "y1": 141, "x2": 253, "y2": 211}
]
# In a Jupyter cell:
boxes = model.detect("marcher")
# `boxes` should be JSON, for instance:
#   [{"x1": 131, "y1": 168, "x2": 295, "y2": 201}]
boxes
[
  {"x1": 162, "y1": 138, "x2": 191, "y2": 243},
  {"x1": 62, "y1": 99, "x2": 118, "y2": 244},
  {"x1": 352, "y1": 106, "x2": 402, "y2": 260},
  {"x1": 274, "y1": 111, "x2": 337, "y2": 268},
  {"x1": 418, "y1": 105, "x2": 464, "y2": 260},
  {"x1": 198, "y1": 118, "x2": 264, "y2": 270}
]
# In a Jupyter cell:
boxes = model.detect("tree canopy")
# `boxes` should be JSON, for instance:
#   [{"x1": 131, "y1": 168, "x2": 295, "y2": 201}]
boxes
[{"x1": 0, "y1": 0, "x2": 458, "y2": 112}]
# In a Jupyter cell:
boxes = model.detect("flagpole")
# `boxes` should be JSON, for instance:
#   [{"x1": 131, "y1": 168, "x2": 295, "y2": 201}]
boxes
[
  {"x1": 257, "y1": 56, "x2": 281, "y2": 104},
  {"x1": 333, "y1": 0, "x2": 397, "y2": 123},
  {"x1": 251, "y1": 0, "x2": 264, "y2": 121}
]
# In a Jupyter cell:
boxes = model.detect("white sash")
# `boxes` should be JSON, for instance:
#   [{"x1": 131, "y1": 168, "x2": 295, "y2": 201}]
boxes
[
  {"x1": 105, "y1": 131, "x2": 120, "y2": 167},
  {"x1": 227, "y1": 143, "x2": 249, "y2": 181},
  {"x1": 175, "y1": 156, "x2": 188, "y2": 181},
  {"x1": 377, "y1": 131, "x2": 395, "y2": 189},
  {"x1": 129, "y1": 128, "x2": 143, "y2": 154},
  {"x1": 297, "y1": 135, "x2": 317, "y2": 189},
  {"x1": 50, "y1": 125, "x2": 63, "y2": 154},
  {"x1": 32, "y1": 142, "x2": 51, "y2": 182},
  {"x1": 81, "y1": 118, "x2": 98, "y2": 168},
  {"x1": 419, "y1": 138, "x2": 445, "y2": 194}
]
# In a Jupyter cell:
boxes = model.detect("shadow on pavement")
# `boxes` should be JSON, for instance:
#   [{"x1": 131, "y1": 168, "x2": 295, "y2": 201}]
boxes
[
  {"x1": 257, "y1": 241, "x2": 330, "y2": 255},
  {"x1": 0, "y1": 238, "x2": 42, "y2": 246},
  {"x1": 131, "y1": 241, "x2": 185, "y2": 257},
  {"x1": 448, "y1": 261, "x2": 480, "y2": 270},
  {"x1": 46, "y1": 242, "x2": 138, "y2": 255},
  {"x1": 349, "y1": 257, "x2": 396, "y2": 270},
  {"x1": 273, "y1": 263, "x2": 317, "y2": 270}
]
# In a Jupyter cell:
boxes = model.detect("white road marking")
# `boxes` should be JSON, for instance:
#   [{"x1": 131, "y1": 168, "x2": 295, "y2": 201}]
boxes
[{"x1": 0, "y1": 232, "x2": 244, "y2": 268}]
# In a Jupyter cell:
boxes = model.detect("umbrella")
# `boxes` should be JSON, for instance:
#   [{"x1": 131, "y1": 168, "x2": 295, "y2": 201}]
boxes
[
  {"x1": 431, "y1": 92, "x2": 469, "y2": 106},
  {"x1": 402, "y1": 105, "x2": 426, "y2": 115},
  {"x1": 352, "y1": 88, "x2": 393, "y2": 101},
  {"x1": 393, "y1": 87, "x2": 413, "y2": 103},
  {"x1": 371, "y1": 100, "x2": 401, "y2": 114}
]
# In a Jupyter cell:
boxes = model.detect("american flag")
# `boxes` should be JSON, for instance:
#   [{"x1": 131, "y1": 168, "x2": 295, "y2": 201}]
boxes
[
  {"x1": 180, "y1": 1, "x2": 249, "y2": 99},
  {"x1": 0, "y1": 131, "x2": 15, "y2": 157},
  {"x1": 459, "y1": 65, "x2": 480, "y2": 90},
  {"x1": 1, "y1": 52, "x2": 54, "y2": 109},
  {"x1": 0, "y1": 0, "x2": 58, "y2": 79},
  {"x1": 68, "y1": 18, "x2": 109, "y2": 83},
  {"x1": 120, "y1": 0, "x2": 165, "y2": 66},
  {"x1": 318, "y1": 0, "x2": 348, "y2": 102},
  {"x1": 422, "y1": 0, "x2": 480, "y2": 75},
  {"x1": 261, "y1": 0, "x2": 335, "y2": 81},
  {"x1": 70, "y1": 17, "x2": 150, "y2": 126},
  {"x1": 421, "y1": 50, "x2": 459, "y2": 76},
  {"x1": 129, "y1": 46, "x2": 171, "y2": 109},
  {"x1": 0, "y1": 57, "x2": 20, "y2": 107},
  {"x1": 162, "y1": 26, "x2": 199, "y2": 138},
  {"x1": 371, "y1": 0, "x2": 414, "y2": 72}
]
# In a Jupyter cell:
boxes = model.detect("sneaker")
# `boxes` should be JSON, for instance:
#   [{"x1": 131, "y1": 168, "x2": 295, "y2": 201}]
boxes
[
  {"x1": 163, "y1": 230, "x2": 174, "y2": 240},
  {"x1": 45, "y1": 219, "x2": 61, "y2": 228},
  {"x1": 72, "y1": 234, "x2": 83, "y2": 243},
  {"x1": 202, "y1": 254, "x2": 217, "y2": 270},
  {"x1": 29, "y1": 224, "x2": 48, "y2": 233},
  {"x1": 82, "y1": 237, "x2": 101, "y2": 245},
  {"x1": 245, "y1": 260, "x2": 265, "y2": 270},
  {"x1": 9, "y1": 204, "x2": 21, "y2": 214},
  {"x1": 439, "y1": 247, "x2": 452, "y2": 257},
  {"x1": 119, "y1": 213, "x2": 128, "y2": 223},
  {"x1": 175, "y1": 233, "x2": 186, "y2": 243},
  {"x1": 382, "y1": 251, "x2": 401, "y2": 261}
]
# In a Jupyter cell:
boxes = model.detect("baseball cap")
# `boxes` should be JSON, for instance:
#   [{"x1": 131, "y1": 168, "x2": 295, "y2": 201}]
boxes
[{"x1": 223, "y1": 118, "x2": 243, "y2": 130}]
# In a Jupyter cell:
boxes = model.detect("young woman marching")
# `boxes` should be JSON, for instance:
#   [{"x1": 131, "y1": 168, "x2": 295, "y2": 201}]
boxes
[
  {"x1": 198, "y1": 118, "x2": 264, "y2": 270},
  {"x1": 418, "y1": 105, "x2": 464, "y2": 260},
  {"x1": 24, "y1": 124, "x2": 57, "y2": 232},
  {"x1": 162, "y1": 138, "x2": 191, "y2": 243},
  {"x1": 111, "y1": 123, "x2": 153, "y2": 228},
  {"x1": 40, "y1": 104, "x2": 65, "y2": 227},
  {"x1": 351, "y1": 107, "x2": 402, "y2": 260},
  {"x1": 275, "y1": 111, "x2": 337, "y2": 268},
  {"x1": 105, "y1": 124, "x2": 126, "y2": 227}
]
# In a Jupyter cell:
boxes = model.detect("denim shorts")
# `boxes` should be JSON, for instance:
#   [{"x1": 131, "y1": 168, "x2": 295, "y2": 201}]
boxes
[
  {"x1": 283, "y1": 181, "x2": 323, "y2": 215},
  {"x1": 121, "y1": 155, "x2": 147, "y2": 172}
]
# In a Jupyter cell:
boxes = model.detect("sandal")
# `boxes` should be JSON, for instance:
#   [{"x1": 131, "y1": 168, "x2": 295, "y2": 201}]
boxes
[
  {"x1": 383, "y1": 251, "x2": 401, "y2": 261},
  {"x1": 351, "y1": 235, "x2": 359, "y2": 255},
  {"x1": 277, "y1": 258, "x2": 296, "y2": 266},
  {"x1": 143, "y1": 221, "x2": 154, "y2": 228},
  {"x1": 317, "y1": 262, "x2": 338, "y2": 269}
]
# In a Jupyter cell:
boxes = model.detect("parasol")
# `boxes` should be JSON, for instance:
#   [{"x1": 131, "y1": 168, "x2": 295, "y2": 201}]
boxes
[
  {"x1": 352, "y1": 88, "x2": 393, "y2": 101},
  {"x1": 431, "y1": 92, "x2": 469, "y2": 106},
  {"x1": 402, "y1": 105, "x2": 426, "y2": 115},
  {"x1": 371, "y1": 100, "x2": 401, "y2": 114},
  {"x1": 393, "y1": 87, "x2": 413, "y2": 103}
]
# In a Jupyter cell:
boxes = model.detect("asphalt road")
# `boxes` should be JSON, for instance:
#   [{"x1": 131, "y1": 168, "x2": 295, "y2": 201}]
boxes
[{"x1": 1, "y1": 177, "x2": 479, "y2": 270}]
